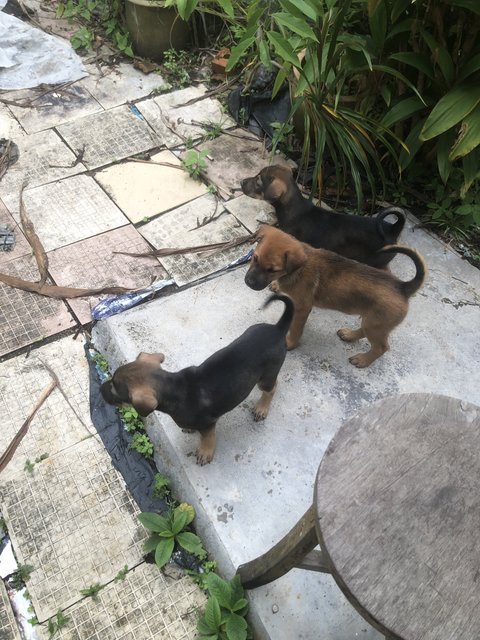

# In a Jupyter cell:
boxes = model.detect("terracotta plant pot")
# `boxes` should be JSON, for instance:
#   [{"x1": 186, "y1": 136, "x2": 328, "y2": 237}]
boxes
[{"x1": 125, "y1": 0, "x2": 190, "y2": 61}]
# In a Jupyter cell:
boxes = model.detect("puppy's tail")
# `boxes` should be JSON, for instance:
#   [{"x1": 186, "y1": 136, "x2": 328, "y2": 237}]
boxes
[
  {"x1": 263, "y1": 294, "x2": 295, "y2": 335},
  {"x1": 378, "y1": 245, "x2": 427, "y2": 298},
  {"x1": 375, "y1": 207, "x2": 406, "y2": 240}
]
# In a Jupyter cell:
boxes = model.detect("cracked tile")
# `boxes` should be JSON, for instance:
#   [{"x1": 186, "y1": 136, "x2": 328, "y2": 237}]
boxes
[
  {"x1": 1, "y1": 175, "x2": 129, "y2": 250},
  {"x1": 136, "y1": 85, "x2": 235, "y2": 147},
  {"x1": 0, "y1": 129, "x2": 86, "y2": 198},
  {"x1": 224, "y1": 194, "x2": 276, "y2": 232},
  {"x1": 0, "y1": 581, "x2": 21, "y2": 640},
  {"x1": 0, "y1": 103, "x2": 24, "y2": 140},
  {"x1": 0, "y1": 254, "x2": 75, "y2": 357},
  {"x1": 0, "y1": 437, "x2": 148, "y2": 622},
  {"x1": 139, "y1": 194, "x2": 248, "y2": 285},
  {"x1": 94, "y1": 150, "x2": 208, "y2": 223},
  {"x1": 36, "y1": 562, "x2": 205, "y2": 640},
  {"x1": 47, "y1": 226, "x2": 168, "y2": 324},
  {"x1": 0, "y1": 199, "x2": 31, "y2": 265},
  {"x1": 0, "y1": 335, "x2": 95, "y2": 483},
  {"x1": 56, "y1": 105, "x2": 161, "y2": 170},
  {"x1": 81, "y1": 62, "x2": 169, "y2": 109},
  {"x1": 6, "y1": 85, "x2": 103, "y2": 134}
]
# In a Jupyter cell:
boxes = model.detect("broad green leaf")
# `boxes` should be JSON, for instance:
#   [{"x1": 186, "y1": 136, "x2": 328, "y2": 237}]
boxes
[
  {"x1": 445, "y1": 0, "x2": 480, "y2": 15},
  {"x1": 420, "y1": 84, "x2": 480, "y2": 141},
  {"x1": 171, "y1": 508, "x2": 188, "y2": 536},
  {"x1": 206, "y1": 573, "x2": 232, "y2": 609},
  {"x1": 176, "y1": 531, "x2": 206, "y2": 557},
  {"x1": 381, "y1": 96, "x2": 425, "y2": 128},
  {"x1": 279, "y1": 0, "x2": 317, "y2": 21},
  {"x1": 229, "y1": 575, "x2": 246, "y2": 606},
  {"x1": 421, "y1": 30, "x2": 454, "y2": 85},
  {"x1": 138, "y1": 512, "x2": 170, "y2": 533},
  {"x1": 389, "y1": 52, "x2": 434, "y2": 80},
  {"x1": 204, "y1": 595, "x2": 221, "y2": 631},
  {"x1": 461, "y1": 149, "x2": 480, "y2": 197},
  {"x1": 154, "y1": 537, "x2": 174, "y2": 568},
  {"x1": 385, "y1": 18, "x2": 413, "y2": 40},
  {"x1": 225, "y1": 37, "x2": 255, "y2": 72},
  {"x1": 143, "y1": 533, "x2": 161, "y2": 554},
  {"x1": 215, "y1": 0, "x2": 234, "y2": 18},
  {"x1": 390, "y1": 0, "x2": 412, "y2": 22},
  {"x1": 272, "y1": 67, "x2": 289, "y2": 99},
  {"x1": 273, "y1": 13, "x2": 318, "y2": 41},
  {"x1": 457, "y1": 53, "x2": 480, "y2": 83},
  {"x1": 449, "y1": 104, "x2": 480, "y2": 160},
  {"x1": 232, "y1": 598, "x2": 249, "y2": 612},
  {"x1": 258, "y1": 38, "x2": 271, "y2": 70},
  {"x1": 225, "y1": 612, "x2": 248, "y2": 640},
  {"x1": 436, "y1": 129, "x2": 456, "y2": 184},
  {"x1": 197, "y1": 615, "x2": 217, "y2": 636},
  {"x1": 177, "y1": 502, "x2": 195, "y2": 525},
  {"x1": 266, "y1": 31, "x2": 301, "y2": 68},
  {"x1": 368, "y1": 0, "x2": 387, "y2": 50}
]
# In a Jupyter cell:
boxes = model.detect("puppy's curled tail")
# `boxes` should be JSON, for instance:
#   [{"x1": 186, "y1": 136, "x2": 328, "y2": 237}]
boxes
[
  {"x1": 379, "y1": 245, "x2": 427, "y2": 298},
  {"x1": 375, "y1": 206, "x2": 406, "y2": 239},
  {"x1": 263, "y1": 294, "x2": 295, "y2": 335}
]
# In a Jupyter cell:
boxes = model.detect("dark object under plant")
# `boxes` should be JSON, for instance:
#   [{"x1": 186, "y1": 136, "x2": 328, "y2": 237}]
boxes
[
  {"x1": 197, "y1": 572, "x2": 251, "y2": 640},
  {"x1": 139, "y1": 503, "x2": 206, "y2": 568}
]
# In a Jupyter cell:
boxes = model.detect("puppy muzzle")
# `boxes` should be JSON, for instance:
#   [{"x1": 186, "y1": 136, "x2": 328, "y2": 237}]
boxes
[
  {"x1": 244, "y1": 268, "x2": 269, "y2": 291},
  {"x1": 100, "y1": 380, "x2": 121, "y2": 406},
  {"x1": 240, "y1": 176, "x2": 259, "y2": 197}
]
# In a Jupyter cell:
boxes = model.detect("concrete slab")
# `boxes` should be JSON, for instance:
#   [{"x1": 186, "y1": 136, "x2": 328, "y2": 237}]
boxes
[
  {"x1": 0, "y1": 335, "x2": 96, "y2": 482},
  {"x1": 6, "y1": 84, "x2": 103, "y2": 134},
  {"x1": 0, "y1": 436, "x2": 148, "y2": 622},
  {"x1": 0, "y1": 103, "x2": 24, "y2": 139},
  {"x1": 93, "y1": 217, "x2": 480, "y2": 640},
  {"x1": 56, "y1": 105, "x2": 161, "y2": 170},
  {"x1": 139, "y1": 193, "x2": 248, "y2": 285},
  {"x1": 0, "y1": 199, "x2": 30, "y2": 265},
  {"x1": 47, "y1": 226, "x2": 168, "y2": 325},
  {"x1": 136, "y1": 85, "x2": 235, "y2": 147},
  {"x1": 0, "y1": 129, "x2": 86, "y2": 199},
  {"x1": 36, "y1": 562, "x2": 205, "y2": 640},
  {"x1": 0, "y1": 581, "x2": 21, "y2": 640},
  {"x1": 224, "y1": 194, "x2": 276, "y2": 231},
  {"x1": 2, "y1": 174, "x2": 129, "y2": 250},
  {"x1": 81, "y1": 62, "x2": 169, "y2": 110},
  {"x1": 0, "y1": 255, "x2": 75, "y2": 357},
  {"x1": 94, "y1": 150, "x2": 208, "y2": 223}
]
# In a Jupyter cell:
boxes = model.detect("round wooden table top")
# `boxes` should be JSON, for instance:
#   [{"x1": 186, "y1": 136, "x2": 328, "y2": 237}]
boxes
[{"x1": 314, "y1": 393, "x2": 480, "y2": 640}]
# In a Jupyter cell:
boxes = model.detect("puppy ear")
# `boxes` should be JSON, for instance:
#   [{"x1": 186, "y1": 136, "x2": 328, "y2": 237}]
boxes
[
  {"x1": 264, "y1": 177, "x2": 286, "y2": 201},
  {"x1": 284, "y1": 248, "x2": 307, "y2": 273},
  {"x1": 130, "y1": 386, "x2": 158, "y2": 417},
  {"x1": 136, "y1": 352, "x2": 165, "y2": 366}
]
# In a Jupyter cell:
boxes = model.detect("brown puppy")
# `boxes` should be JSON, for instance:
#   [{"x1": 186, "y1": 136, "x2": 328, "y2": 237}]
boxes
[
  {"x1": 100, "y1": 295, "x2": 294, "y2": 464},
  {"x1": 244, "y1": 225, "x2": 426, "y2": 368},
  {"x1": 241, "y1": 165, "x2": 406, "y2": 269}
]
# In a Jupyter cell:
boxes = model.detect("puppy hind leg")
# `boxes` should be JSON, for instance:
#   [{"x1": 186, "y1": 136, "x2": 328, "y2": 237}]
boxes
[
  {"x1": 337, "y1": 327, "x2": 365, "y2": 342},
  {"x1": 196, "y1": 424, "x2": 216, "y2": 465},
  {"x1": 349, "y1": 324, "x2": 390, "y2": 368},
  {"x1": 253, "y1": 380, "x2": 277, "y2": 421}
]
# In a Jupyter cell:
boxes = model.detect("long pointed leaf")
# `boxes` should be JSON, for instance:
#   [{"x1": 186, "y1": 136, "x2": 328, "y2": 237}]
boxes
[
  {"x1": 449, "y1": 104, "x2": 480, "y2": 160},
  {"x1": 138, "y1": 512, "x2": 170, "y2": 533},
  {"x1": 420, "y1": 84, "x2": 480, "y2": 141},
  {"x1": 154, "y1": 537, "x2": 175, "y2": 568},
  {"x1": 381, "y1": 96, "x2": 425, "y2": 128}
]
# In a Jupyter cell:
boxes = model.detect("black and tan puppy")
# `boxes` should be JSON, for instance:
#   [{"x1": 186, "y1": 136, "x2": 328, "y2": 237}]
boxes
[
  {"x1": 245, "y1": 225, "x2": 426, "y2": 368},
  {"x1": 241, "y1": 165, "x2": 406, "y2": 269},
  {"x1": 100, "y1": 294, "x2": 294, "y2": 465}
]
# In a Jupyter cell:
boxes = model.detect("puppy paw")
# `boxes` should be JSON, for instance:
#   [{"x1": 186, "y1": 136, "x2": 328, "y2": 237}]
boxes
[
  {"x1": 338, "y1": 328, "x2": 356, "y2": 342},
  {"x1": 269, "y1": 280, "x2": 280, "y2": 293},
  {"x1": 286, "y1": 335, "x2": 299, "y2": 350},
  {"x1": 195, "y1": 448, "x2": 214, "y2": 465},
  {"x1": 349, "y1": 353, "x2": 371, "y2": 368},
  {"x1": 253, "y1": 404, "x2": 268, "y2": 421}
]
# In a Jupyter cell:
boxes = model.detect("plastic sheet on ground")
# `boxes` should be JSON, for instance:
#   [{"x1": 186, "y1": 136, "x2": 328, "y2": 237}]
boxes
[{"x1": 0, "y1": 8, "x2": 87, "y2": 90}]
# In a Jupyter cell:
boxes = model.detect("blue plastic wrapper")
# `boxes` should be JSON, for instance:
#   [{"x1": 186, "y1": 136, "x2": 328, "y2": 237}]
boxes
[{"x1": 91, "y1": 278, "x2": 175, "y2": 320}]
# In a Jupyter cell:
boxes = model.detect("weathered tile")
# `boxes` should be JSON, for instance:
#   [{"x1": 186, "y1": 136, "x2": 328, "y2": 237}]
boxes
[
  {"x1": 0, "y1": 254, "x2": 74, "y2": 357},
  {"x1": 0, "y1": 103, "x2": 23, "y2": 139},
  {"x1": 136, "y1": 85, "x2": 235, "y2": 147},
  {"x1": 47, "y1": 226, "x2": 168, "y2": 324},
  {"x1": 0, "y1": 129, "x2": 86, "y2": 198},
  {"x1": 0, "y1": 581, "x2": 21, "y2": 640},
  {"x1": 1, "y1": 175, "x2": 129, "y2": 250},
  {"x1": 193, "y1": 131, "x2": 283, "y2": 198},
  {"x1": 56, "y1": 105, "x2": 161, "y2": 170},
  {"x1": 0, "y1": 437, "x2": 148, "y2": 622},
  {"x1": 139, "y1": 194, "x2": 249, "y2": 286},
  {"x1": 0, "y1": 335, "x2": 95, "y2": 482},
  {"x1": 94, "y1": 150, "x2": 208, "y2": 223},
  {"x1": 6, "y1": 85, "x2": 103, "y2": 134},
  {"x1": 36, "y1": 563, "x2": 205, "y2": 640},
  {"x1": 0, "y1": 199, "x2": 31, "y2": 264},
  {"x1": 224, "y1": 194, "x2": 276, "y2": 231},
  {"x1": 81, "y1": 62, "x2": 169, "y2": 110}
]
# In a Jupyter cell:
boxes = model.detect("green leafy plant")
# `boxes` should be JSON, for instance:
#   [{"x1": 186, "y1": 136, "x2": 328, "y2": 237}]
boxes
[
  {"x1": 162, "y1": 49, "x2": 194, "y2": 88},
  {"x1": 152, "y1": 473, "x2": 171, "y2": 499},
  {"x1": 47, "y1": 609, "x2": 70, "y2": 638},
  {"x1": 25, "y1": 453, "x2": 49, "y2": 474},
  {"x1": 92, "y1": 351, "x2": 110, "y2": 374},
  {"x1": 70, "y1": 26, "x2": 95, "y2": 50},
  {"x1": 80, "y1": 583, "x2": 104, "y2": 599},
  {"x1": 182, "y1": 149, "x2": 209, "y2": 180},
  {"x1": 186, "y1": 558, "x2": 217, "y2": 590},
  {"x1": 129, "y1": 432, "x2": 154, "y2": 458},
  {"x1": 119, "y1": 406, "x2": 144, "y2": 433},
  {"x1": 10, "y1": 564, "x2": 34, "y2": 589},
  {"x1": 114, "y1": 564, "x2": 129, "y2": 582},
  {"x1": 139, "y1": 503, "x2": 206, "y2": 568},
  {"x1": 197, "y1": 573, "x2": 250, "y2": 640}
]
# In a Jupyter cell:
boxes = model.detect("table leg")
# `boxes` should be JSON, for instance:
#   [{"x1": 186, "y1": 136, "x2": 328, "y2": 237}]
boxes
[{"x1": 237, "y1": 504, "x2": 330, "y2": 589}]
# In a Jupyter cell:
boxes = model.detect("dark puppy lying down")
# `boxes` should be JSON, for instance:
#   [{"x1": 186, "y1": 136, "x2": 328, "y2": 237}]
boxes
[
  {"x1": 101, "y1": 294, "x2": 294, "y2": 465},
  {"x1": 241, "y1": 164, "x2": 406, "y2": 269}
]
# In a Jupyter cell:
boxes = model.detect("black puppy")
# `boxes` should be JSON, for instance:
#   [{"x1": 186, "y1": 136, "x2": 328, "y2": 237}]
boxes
[
  {"x1": 241, "y1": 164, "x2": 406, "y2": 269},
  {"x1": 101, "y1": 294, "x2": 294, "y2": 465}
]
